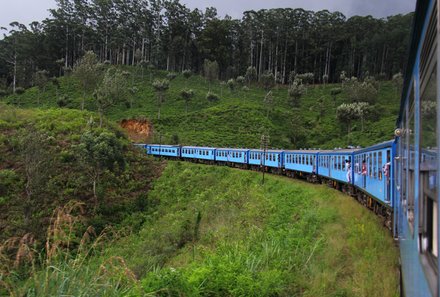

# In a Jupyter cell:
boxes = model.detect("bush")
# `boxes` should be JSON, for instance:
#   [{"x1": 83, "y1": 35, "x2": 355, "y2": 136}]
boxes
[
  {"x1": 206, "y1": 91, "x2": 220, "y2": 102},
  {"x1": 227, "y1": 79, "x2": 235, "y2": 92}
]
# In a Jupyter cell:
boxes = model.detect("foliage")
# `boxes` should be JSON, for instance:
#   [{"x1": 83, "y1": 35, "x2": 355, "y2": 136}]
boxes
[
  {"x1": 72, "y1": 51, "x2": 103, "y2": 110},
  {"x1": 167, "y1": 72, "x2": 177, "y2": 81},
  {"x1": 95, "y1": 68, "x2": 129, "y2": 127},
  {"x1": 206, "y1": 91, "x2": 220, "y2": 102},
  {"x1": 236, "y1": 76, "x2": 245, "y2": 86},
  {"x1": 261, "y1": 71, "x2": 275, "y2": 92},
  {"x1": 342, "y1": 76, "x2": 378, "y2": 104},
  {"x1": 152, "y1": 79, "x2": 170, "y2": 120},
  {"x1": 288, "y1": 79, "x2": 305, "y2": 107},
  {"x1": 263, "y1": 91, "x2": 274, "y2": 117},
  {"x1": 180, "y1": 88, "x2": 195, "y2": 114},
  {"x1": 203, "y1": 60, "x2": 219, "y2": 88},
  {"x1": 330, "y1": 87, "x2": 342, "y2": 106},
  {"x1": 245, "y1": 66, "x2": 257, "y2": 85},
  {"x1": 182, "y1": 70, "x2": 192, "y2": 80},
  {"x1": 112, "y1": 162, "x2": 398, "y2": 297},
  {"x1": 227, "y1": 78, "x2": 235, "y2": 92},
  {"x1": 76, "y1": 130, "x2": 126, "y2": 205}
]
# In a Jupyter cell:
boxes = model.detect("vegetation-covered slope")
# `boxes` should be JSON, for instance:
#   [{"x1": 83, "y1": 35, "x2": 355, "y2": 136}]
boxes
[
  {"x1": 2, "y1": 69, "x2": 401, "y2": 149},
  {"x1": 5, "y1": 161, "x2": 398, "y2": 296},
  {"x1": 0, "y1": 103, "x2": 160, "y2": 244}
]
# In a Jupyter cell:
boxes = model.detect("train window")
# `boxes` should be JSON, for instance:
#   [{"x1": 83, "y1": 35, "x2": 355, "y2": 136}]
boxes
[
  {"x1": 378, "y1": 152, "x2": 383, "y2": 180},
  {"x1": 373, "y1": 152, "x2": 377, "y2": 179},
  {"x1": 419, "y1": 56, "x2": 438, "y2": 260}
]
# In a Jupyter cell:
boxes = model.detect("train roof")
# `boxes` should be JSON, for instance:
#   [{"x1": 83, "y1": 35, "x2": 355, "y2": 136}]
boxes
[
  {"x1": 355, "y1": 140, "x2": 395, "y2": 153},
  {"x1": 182, "y1": 146, "x2": 216, "y2": 150},
  {"x1": 147, "y1": 144, "x2": 180, "y2": 148},
  {"x1": 284, "y1": 149, "x2": 321, "y2": 153},
  {"x1": 249, "y1": 149, "x2": 285, "y2": 153},
  {"x1": 216, "y1": 147, "x2": 250, "y2": 151}
]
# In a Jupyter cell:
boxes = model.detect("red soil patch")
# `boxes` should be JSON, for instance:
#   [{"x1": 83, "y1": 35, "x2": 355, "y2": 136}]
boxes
[{"x1": 120, "y1": 119, "x2": 152, "y2": 143}]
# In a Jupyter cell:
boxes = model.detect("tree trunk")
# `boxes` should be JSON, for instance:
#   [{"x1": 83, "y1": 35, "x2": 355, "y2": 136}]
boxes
[{"x1": 258, "y1": 30, "x2": 264, "y2": 81}]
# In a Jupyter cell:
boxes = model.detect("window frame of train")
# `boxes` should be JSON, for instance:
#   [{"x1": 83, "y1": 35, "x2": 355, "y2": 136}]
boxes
[{"x1": 416, "y1": 0, "x2": 440, "y2": 279}]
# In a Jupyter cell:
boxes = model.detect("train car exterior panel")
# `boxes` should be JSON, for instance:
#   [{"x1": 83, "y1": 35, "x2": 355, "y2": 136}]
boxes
[
  {"x1": 284, "y1": 151, "x2": 318, "y2": 174},
  {"x1": 181, "y1": 146, "x2": 216, "y2": 161},
  {"x1": 353, "y1": 141, "x2": 395, "y2": 205},
  {"x1": 248, "y1": 150, "x2": 284, "y2": 168},
  {"x1": 216, "y1": 148, "x2": 249, "y2": 164},
  {"x1": 147, "y1": 144, "x2": 181, "y2": 157}
]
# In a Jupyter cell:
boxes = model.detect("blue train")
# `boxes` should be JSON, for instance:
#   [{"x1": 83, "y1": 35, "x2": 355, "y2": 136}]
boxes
[
  {"x1": 137, "y1": 0, "x2": 439, "y2": 295},
  {"x1": 139, "y1": 142, "x2": 396, "y2": 231}
]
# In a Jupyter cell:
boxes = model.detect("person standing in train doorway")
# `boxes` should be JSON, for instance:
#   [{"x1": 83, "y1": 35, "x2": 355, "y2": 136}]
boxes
[
  {"x1": 383, "y1": 152, "x2": 391, "y2": 203},
  {"x1": 362, "y1": 160, "x2": 367, "y2": 188},
  {"x1": 346, "y1": 159, "x2": 351, "y2": 183}
]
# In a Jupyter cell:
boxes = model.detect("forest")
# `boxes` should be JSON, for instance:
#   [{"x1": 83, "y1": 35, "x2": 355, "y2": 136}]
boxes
[{"x1": 0, "y1": 0, "x2": 413, "y2": 93}]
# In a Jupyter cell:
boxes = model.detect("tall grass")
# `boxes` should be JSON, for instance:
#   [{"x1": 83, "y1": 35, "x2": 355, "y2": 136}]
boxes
[{"x1": 0, "y1": 201, "x2": 138, "y2": 296}]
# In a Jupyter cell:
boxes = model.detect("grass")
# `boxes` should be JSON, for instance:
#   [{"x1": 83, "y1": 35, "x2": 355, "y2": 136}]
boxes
[
  {"x1": 2, "y1": 68, "x2": 401, "y2": 149},
  {"x1": 77, "y1": 161, "x2": 399, "y2": 297}
]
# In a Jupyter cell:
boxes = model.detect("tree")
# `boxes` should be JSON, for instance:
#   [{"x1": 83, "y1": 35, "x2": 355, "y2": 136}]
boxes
[
  {"x1": 182, "y1": 69, "x2": 192, "y2": 87},
  {"x1": 264, "y1": 91, "x2": 274, "y2": 118},
  {"x1": 152, "y1": 79, "x2": 170, "y2": 120},
  {"x1": 33, "y1": 70, "x2": 49, "y2": 105},
  {"x1": 392, "y1": 72, "x2": 403, "y2": 94},
  {"x1": 203, "y1": 59, "x2": 219, "y2": 90},
  {"x1": 343, "y1": 76, "x2": 378, "y2": 104},
  {"x1": 330, "y1": 87, "x2": 342, "y2": 106},
  {"x1": 245, "y1": 66, "x2": 257, "y2": 86},
  {"x1": 336, "y1": 103, "x2": 360, "y2": 137},
  {"x1": 180, "y1": 88, "x2": 194, "y2": 115},
  {"x1": 128, "y1": 86, "x2": 139, "y2": 108},
  {"x1": 227, "y1": 79, "x2": 235, "y2": 93},
  {"x1": 288, "y1": 79, "x2": 305, "y2": 108},
  {"x1": 355, "y1": 102, "x2": 372, "y2": 132},
  {"x1": 316, "y1": 96, "x2": 326, "y2": 122},
  {"x1": 21, "y1": 129, "x2": 51, "y2": 228},
  {"x1": 76, "y1": 130, "x2": 125, "y2": 207},
  {"x1": 261, "y1": 72, "x2": 275, "y2": 92},
  {"x1": 206, "y1": 91, "x2": 220, "y2": 102},
  {"x1": 138, "y1": 60, "x2": 149, "y2": 79},
  {"x1": 72, "y1": 51, "x2": 102, "y2": 110},
  {"x1": 95, "y1": 68, "x2": 128, "y2": 127}
]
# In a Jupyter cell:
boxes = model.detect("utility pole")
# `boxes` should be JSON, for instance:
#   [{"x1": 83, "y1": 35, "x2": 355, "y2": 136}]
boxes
[{"x1": 260, "y1": 134, "x2": 269, "y2": 185}]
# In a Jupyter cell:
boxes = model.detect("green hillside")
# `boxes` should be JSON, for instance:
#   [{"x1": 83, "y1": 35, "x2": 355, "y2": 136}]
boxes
[
  {"x1": 0, "y1": 103, "x2": 160, "y2": 243},
  {"x1": 4, "y1": 161, "x2": 399, "y2": 296},
  {"x1": 2, "y1": 68, "x2": 400, "y2": 149}
]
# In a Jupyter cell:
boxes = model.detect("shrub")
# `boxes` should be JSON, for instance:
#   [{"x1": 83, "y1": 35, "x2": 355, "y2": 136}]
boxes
[{"x1": 206, "y1": 91, "x2": 220, "y2": 102}]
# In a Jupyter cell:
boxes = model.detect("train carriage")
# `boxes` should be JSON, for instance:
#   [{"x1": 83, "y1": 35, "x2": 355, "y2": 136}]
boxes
[
  {"x1": 283, "y1": 150, "x2": 319, "y2": 181},
  {"x1": 146, "y1": 144, "x2": 181, "y2": 158},
  {"x1": 318, "y1": 149, "x2": 356, "y2": 184},
  {"x1": 215, "y1": 148, "x2": 249, "y2": 165},
  {"x1": 353, "y1": 140, "x2": 396, "y2": 206},
  {"x1": 395, "y1": 0, "x2": 439, "y2": 295},
  {"x1": 248, "y1": 149, "x2": 284, "y2": 172},
  {"x1": 181, "y1": 146, "x2": 216, "y2": 161}
]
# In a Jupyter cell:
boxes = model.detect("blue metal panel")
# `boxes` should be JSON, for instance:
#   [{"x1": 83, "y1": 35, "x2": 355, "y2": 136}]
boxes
[
  {"x1": 181, "y1": 146, "x2": 216, "y2": 161},
  {"x1": 353, "y1": 145, "x2": 394, "y2": 205},
  {"x1": 148, "y1": 144, "x2": 180, "y2": 157},
  {"x1": 248, "y1": 150, "x2": 283, "y2": 168},
  {"x1": 284, "y1": 152, "x2": 317, "y2": 173},
  {"x1": 319, "y1": 152, "x2": 354, "y2": 184},
  {"x1": 216, "y1": 149, "x2": 249, "y2": 164}
]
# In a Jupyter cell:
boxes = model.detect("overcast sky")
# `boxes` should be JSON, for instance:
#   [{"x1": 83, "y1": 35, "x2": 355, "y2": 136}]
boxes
[{"x1": 0, "y1": 0, "x2": 416, "y2": 29}]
